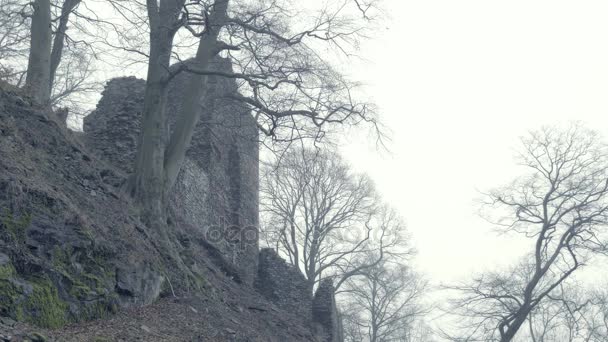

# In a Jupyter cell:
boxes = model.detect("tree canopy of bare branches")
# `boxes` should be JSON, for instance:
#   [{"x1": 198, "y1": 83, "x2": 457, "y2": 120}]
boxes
[
  {"x1": 340, "y1": 259, "x2": 428, "y2": 342},
  {"x1": 260, "y1": 147, "x2": 407, "y2": 292},
  {"x1": 519, "y1": 283, "x2": 608, "y2": 342},
  {"x1": 443, "y1": 124, "x2": 608, "y2": 342},
  {"x1": 0, "y1": 0, "x2": 100, "y2": 116}
]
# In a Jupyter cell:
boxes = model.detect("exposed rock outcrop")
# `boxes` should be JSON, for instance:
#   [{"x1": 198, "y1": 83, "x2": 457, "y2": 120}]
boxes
[{"x1": 0, "y1": 83, "x2": 164, "y2": 326}]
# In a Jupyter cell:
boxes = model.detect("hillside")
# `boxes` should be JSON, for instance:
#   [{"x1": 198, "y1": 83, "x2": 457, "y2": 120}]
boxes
[{"x1": 0, "y1": 82, "x2": 322, "y2": 341}]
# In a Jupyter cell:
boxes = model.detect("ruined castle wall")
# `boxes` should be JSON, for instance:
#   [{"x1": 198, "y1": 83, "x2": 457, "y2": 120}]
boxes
[
  {"x1": 313, "y1": 279, "x2": 344, "y2": 342},
  {"x1": 254, "y1": 248, "x2": 312, "y2": 321},
  {"x1": 83, "y1": 57, "x2": 259, "y2": 284},
  {"x1": 83, "y1": 76, "x2": 144, "y2": 171},
  {"x1": 255, "y1": 248, "x2": 344, "y2": 341}
]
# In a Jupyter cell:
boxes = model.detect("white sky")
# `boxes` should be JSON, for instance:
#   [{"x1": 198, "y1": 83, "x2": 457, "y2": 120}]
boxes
[
  {"x1": 339, "y1": 0, "x2": 608, "y2": 284},
  {"x1": 76, "y1": 0, "x2": 608, "y2": 292}
]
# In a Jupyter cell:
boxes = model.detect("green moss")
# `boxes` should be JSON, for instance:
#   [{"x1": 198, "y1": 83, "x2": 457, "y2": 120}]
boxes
[
  {"x1": 0, "y1": 262, "x2": 16, "y2": 279},
  {"x1": 81, "y1": 272, "x2": 103, "y2": 285},
  {"x1": 69, "y1": 284, "x2": 94, "y2": 300},
  {"x1": 49, "y1": 246, "x2": 117, "y2": 323},
  {"x1": 51, "y1": 246, "x2": 72, "y2": 269},
  {"x1": 0, "y1": 262, "x2": 18, "y2": 315},
  {"x1": 14, "y1": 304, "x2": 25, "y2": 321},
  {"x1": 79, "y1": 301, "x2": 113, "y2": 321},
  {"x1": 0, "y1": 276, "x2": 68, "y2": 328},
  {"x1": 74, "y1": 222, "x2": 94, "y2": 241},
  {"x1": 0, "y1": 209, "x2": 31, "y2": 244},
  {"x1": 0, "y1": 279, "x2": 21, "y2": 315},
  {"x1": 25, "y1": 278, "x2": 69, "y2": 328}
]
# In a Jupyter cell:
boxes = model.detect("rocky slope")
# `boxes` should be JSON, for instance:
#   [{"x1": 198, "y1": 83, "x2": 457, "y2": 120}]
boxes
[{"x1": 0, "y1": 82, "x2": 318, "y2": 341}]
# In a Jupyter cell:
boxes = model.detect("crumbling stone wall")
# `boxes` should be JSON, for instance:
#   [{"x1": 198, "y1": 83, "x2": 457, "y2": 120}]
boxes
[
  {"x1": 83, "y1": 57, "x2": 259, "y2": 284},
  {"x1": 254, "y1": 248, "x2": 312, "y2": 320},
  {"x1": 313, "y1": 279, "x2": 344, "y2": 342},
  {"x1": 255, "y1": 249, "x2": 344, "y2": 341}
]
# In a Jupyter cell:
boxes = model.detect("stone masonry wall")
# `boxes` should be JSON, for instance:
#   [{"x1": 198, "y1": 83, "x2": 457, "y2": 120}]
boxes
[
  {"x1": 313, "y1": 279, "x2": 344, "y2": 342},
  {"x1": 83, "y1": 57, "x2": 259, "y2": 284},
  {"x1": 254, "y1": 248, "x2": 312, "y2": 321},
  {"x1": 255, "y1": 249, "x2": 344, "y2": 341}
]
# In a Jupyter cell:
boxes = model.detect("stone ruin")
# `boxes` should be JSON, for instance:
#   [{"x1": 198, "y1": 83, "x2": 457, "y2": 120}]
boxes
[
  {"x1": 255, "y1": 248, "x2": 344, "y2": 341},
  {"x1": 313, "y1": 279, "x2": 344, "y2": 342},
  {"x1": 83, "y1": 57, "x2": 259, "y2": 285},
  {"x1": 83, "y1": 57, "x2": 343, "y2": 340},
  {"x1": 255, "y1": 248, "x2": 312, "y2": 320}
]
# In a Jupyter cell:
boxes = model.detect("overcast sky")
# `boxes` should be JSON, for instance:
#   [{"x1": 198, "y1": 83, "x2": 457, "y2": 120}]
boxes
[
  {"x1": 338, "y1": 0, "x2": 608, "y2": 285},
  {"x1": 81, "y1": 0, "x2": 608, "y2": 293}
]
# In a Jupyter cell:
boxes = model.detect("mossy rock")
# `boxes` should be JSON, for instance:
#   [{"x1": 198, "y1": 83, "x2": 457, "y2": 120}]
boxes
[
  {"x1": 0, "y1": 260, "x2": 16, "y2": 279},
  {"x1": 0, "y1": 275, "x2": 68, "y2": 328},
  {"x1": 0, "y1": 277, "x2": 22, "y2": 317},
  {"x1": 0, "y1": 209, "x2": 31, "y2": 245},
  {"x1": 23, "y1": 277, "x2": 69, "y2": 328},
  {"x1": 48, "y1": 244, "x2": 122, "y2": 325}
]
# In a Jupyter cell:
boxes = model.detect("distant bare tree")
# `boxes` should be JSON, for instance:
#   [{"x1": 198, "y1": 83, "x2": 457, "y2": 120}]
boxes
[
  {"x1": 340, "y1": 259, "x2": 428, "y2": 342},
  {"x1": 261, "y1": 147, "x2": 406, "y2": 292},
  {"x1": 519, "y1": 284, "x2": 608, "y2": 342},
  {"x1": 444, "y1": 124, "x2": 608, "y2": 342}
]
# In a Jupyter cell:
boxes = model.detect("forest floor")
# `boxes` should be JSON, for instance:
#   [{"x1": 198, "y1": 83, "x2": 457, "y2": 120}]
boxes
[{"x1": 1, "y1": 274, "x2": 316, "y2": 342}]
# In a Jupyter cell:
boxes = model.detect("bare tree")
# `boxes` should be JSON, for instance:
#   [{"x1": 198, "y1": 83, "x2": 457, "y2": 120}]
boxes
[
  {"x1": 126, "y1": 0, "x2": 380, "y2": 233},
  {"x1": 340, "y1": 259, "x2": 428, "y2": 342},
  {"x1": 23, "y1": 0, "x2": 83, "y2": 103},
  {"x1": 24, "y1": 0, "x2": 52, "y2": 101},
  {"x1": 0, "y1": 0, "x2": 30, "y2": 83},
  {"x1": 260, "y1": 147, "x2": 406, "y2": 292},
  {"x1": 518, "y1": 284, "x2": 608, "y2": 342},
  {"x1": 0, "y1": 0, "x2": 99, "y2": 112},
  {"x1": 444, "y1": 124, "x2": 608, "y2": 342}
]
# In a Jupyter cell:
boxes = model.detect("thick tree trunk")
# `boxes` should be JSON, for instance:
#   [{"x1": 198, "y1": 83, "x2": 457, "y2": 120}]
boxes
[
  {"x1": 49, "y1": 0, "x2": 81, "y2": 91},
  {"x1": 500, "y1": 310, "x2": 530, "y2": 342},
  {"x1": 131, "y1": 27, "x2": 174, "y2": 234},
  {"x1": 163, "y1": 0, "x2": 229, "y2": 191},
  {"x1": 130, "y1": 0, "x2": 186, "y2": 233},
  {"x1": 25, "y1": 0, "x2": 52, "y2": 103}
]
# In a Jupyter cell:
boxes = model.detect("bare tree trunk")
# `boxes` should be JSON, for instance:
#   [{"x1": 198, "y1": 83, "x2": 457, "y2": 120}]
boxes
[
  {"x1": 370, "y1": 279, "x2": 378, "y2": 342},
  {"x1": 131, "y1": 39, "x2": 172, "y2": 233},
  {"x1": 501, "y1": 309, "x2": 530, "y2": 342},
  {"x1": 163, "y1": 0, "x2": 229, "y2": 190},
  {"x1": 305, "y1": 228, "x2": 321, "y2": 293},
  {"x1": 25, "y1": 0, "x2": 52, "y2": 103},
  {"x1": 130, "y1": 0, "x2": 180, "y2": 233},
  {"x1": 49, "y1": 0, "x2": 81, "y2": 91}
]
